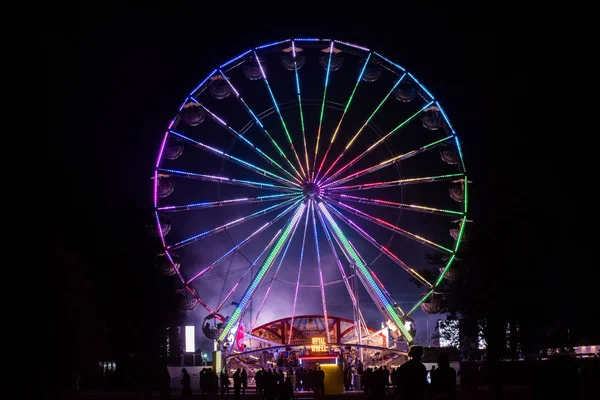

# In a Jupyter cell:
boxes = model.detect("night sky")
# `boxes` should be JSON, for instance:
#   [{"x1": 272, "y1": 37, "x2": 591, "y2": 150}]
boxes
[{"x1": 48, "y1": 6, "x2": 585, "y2": 353}]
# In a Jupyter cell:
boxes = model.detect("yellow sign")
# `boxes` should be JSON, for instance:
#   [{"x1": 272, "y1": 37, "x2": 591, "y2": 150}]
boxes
[{"x1": 310, "y1": 337, "x2": 328, "y2": 353}]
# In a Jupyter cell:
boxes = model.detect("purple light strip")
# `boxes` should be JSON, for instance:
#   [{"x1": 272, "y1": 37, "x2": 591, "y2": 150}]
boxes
[
  {"x1": 158, "y1": 193, "x2": 295, "y2": 212},
  {"x1": 188, "y1": 98, "x2": 301, "y2": 184},
  {"x1": 311, "y1": 200, "x2": 330, "y2": 343},
  {"x1": 324, "y1": 201, "x2": 433, "y2": 288},
  {"x1": 251, "y1": 209, "x2": 302, "y2": 330},
  {"x1": 169, "y1": 196, "x2": 300, "y2": 250},
  {"x1": 215, "y1": 228, "x2": 284, "y2": 313},
  {"x1": 169, "y1": 130, "x2": 300, "y2": 188},
  {"x1": 159, "y1": 168, "x2": 300, "y2": 193},
  {"x1": 217, "y1": 71, "x2": 304, "y2": 183},
  {"x1": 334, "y1": 40, "x2": 370, "y2": 52},
  {"x1": 186, "y1": 200, "x2": 299, "y2": 283},
  {"x1": 288, "y1": 207, "x2": 311, "y2": 344},
  {"x1": 316, "y1": 205, "x2": 359, "y2": 307}
]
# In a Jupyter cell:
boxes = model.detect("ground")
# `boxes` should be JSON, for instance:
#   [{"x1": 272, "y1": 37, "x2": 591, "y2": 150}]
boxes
[{"x1": 74, "y1": 385, "x2": 533, "y2": 399}]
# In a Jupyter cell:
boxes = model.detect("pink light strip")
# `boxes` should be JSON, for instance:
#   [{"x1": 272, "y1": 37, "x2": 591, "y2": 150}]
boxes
[
  {"x1": 288, "y1": 207, "x2": 311, "y2": 344},
  {"x1": 251, "y1": 204, "x2": 304, "y2": 330},
  {"x1": 311, "y1": 200, "x2": 330, "y2": 343},
  {"x1": 185, "y1": 199, "x2": 301, "y2": 281},
  {"x1": 325, "y1": 198, "x2": 453, "y2": 254},
  {"x1": 215, "y1": 228, "x2": 283, "y2": 313},
  {"x1": 323, "y1": 202, "x2": 433, "y2": 288}
]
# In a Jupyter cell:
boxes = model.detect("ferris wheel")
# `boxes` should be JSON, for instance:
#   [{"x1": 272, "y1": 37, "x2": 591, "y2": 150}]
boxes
[{"x1": 150, "y1": 38, "x2": 469, "y2": 347}]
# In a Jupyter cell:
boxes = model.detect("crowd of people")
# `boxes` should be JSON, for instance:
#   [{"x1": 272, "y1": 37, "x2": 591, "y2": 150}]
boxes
[{"x1": 176, "y1": 345, "x2": 455, "y2": 399}]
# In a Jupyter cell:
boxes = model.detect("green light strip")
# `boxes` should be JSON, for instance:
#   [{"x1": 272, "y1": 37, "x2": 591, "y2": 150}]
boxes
[
  {"x1": 330, "y1": 53, "x2": 371, "y2": 144},
  {"x1": 408, "y1": 176, "x2": 469, "y2": 315},
  {"x1": 345, "y1": 73, "x2": 406, "y2": 150},
  {"x1": 366, "y1": 101, "x2": 434, "y2": 152},
  {"x1": 313, "y1": 42, "x2": 334, "y2": 180},
  {"x1": 218, "y1": 202, "x2": 306, "y2": 342},
  {"x1": 318, "y1": 203, "x2": 414, "y2": 343}
]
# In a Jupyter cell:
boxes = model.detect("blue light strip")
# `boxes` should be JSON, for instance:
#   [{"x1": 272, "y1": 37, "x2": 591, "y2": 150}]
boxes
[
  {"x1": 220, "y1": 49, "x2": 252, "y2": 69},
  {"x1": 435, "y1": 101, "x2": 466, "y2": 172},
  {"x1": 408, "y1": 72, "x2": 435, "y2": 100},
  {"x1": 255, "y1": 39, "x2": 291, "y2": 50},
  {"x1": 188, "y1": 99, "x2": 303, "y2": 184},
  {"x1": 169, "y1": 130, "x2": 300, "y2": 188},
  {"x1": 189, "y1": 69, "x2": 217, "y2": 96},
  {"x1": 373, "y1": 52, "x2": 406, "y2": 72},
  {"x1": 253, "y1": 50, "x2": 306, "y2": 178}
]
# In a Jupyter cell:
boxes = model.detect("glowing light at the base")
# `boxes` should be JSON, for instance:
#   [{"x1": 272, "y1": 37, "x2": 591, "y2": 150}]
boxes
[
  {"x1": 185, "y1": 326, "x2": 195, "y2": 353},
  {"x1": 311, "y1": 337, "x2": 328, "y2": 353},
  {"x1": 318, "y1": 202, "x2": 413, "y2": 343},
  {"x1": 218, "y1": 203, "x2": 307, "y2": 342}
]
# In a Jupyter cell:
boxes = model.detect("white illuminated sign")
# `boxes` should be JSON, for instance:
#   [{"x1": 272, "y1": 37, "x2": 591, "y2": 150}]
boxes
[{"x1": 185, "y1": 325, "x2": 195, "y2": 353}]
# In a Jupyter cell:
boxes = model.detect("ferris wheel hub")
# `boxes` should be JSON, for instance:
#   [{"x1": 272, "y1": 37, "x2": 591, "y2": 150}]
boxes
[{"x1": 303, "y1": 182, "x2": 321, "y2": 198}]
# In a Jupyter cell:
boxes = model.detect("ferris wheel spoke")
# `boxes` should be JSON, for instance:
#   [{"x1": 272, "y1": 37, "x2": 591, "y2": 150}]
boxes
[
  {"x1": 290, "y1": 41, "x2": 312, "y2": 180},
  {"x1": 252, "y1": 50, "x2": 307, "y2": 179},
  {"x1": 251, "y1": 205, "x2": 303, "y2": 330},
  {"x1": 185, "y1": 199, "x2": 299, "y2": 284},
  {"x1": 326, "y1": 193, "x2": 464, "y2": 218},
  {"x1": 321, "y1": 100, "x2": 434, "y2": 187},
  {"x1": 312, "y1": 41, "x2": 335, "y2": 181},
  {"x1": 323, "y1": 196, "x2": 453, "y2": 254},
  {"x1": 169, "y1": 130, "x2": 300, "y2": 188},
  {"x1": 288, "y1": 204, "x2": 311, "y2": 344},
  {"x1": 218, "y1": 70, "x2": 304, "y2": 183},
  {"x1": 310, "y1": 200, "x2": 331, "y2": 343},
  {"x1": 317, "y1": 201, "x2": 414, "y2": 343},
  {"x1": 159, "y1": 248, "x2": 186, "y2": 285},
  {"x1": 158, "y1": 193, "x2": 298, "y2": 213},
  {"x1": 318, "y1": 214, "x2": 371, "y2": 350},
  {"x1": 169, "y1": 196, "x2": 301, "y2": 250},
  {"x1": 158, "y1": 168, "x2": 301, "y2": 193},
  {"x1": 325, "y1": 172, "x2": 462, "y2": 192},
  {"x1": 218, "y1": 202, "x2": 307, "y2": 343},
  {"x1": 215, "y1": 227, "x2": 284, "y2": 313},
  {"x1": 347, "y1": 231, "x2": 407, "y2": 317},
  {"x1": 324, "y1": 135, "x2": 453, "y2": 189},
  {"x1": 183, "y1": 284, "x2": 214, "y2": 314},
  {"x1": 321, "y1": 201, "x2": 434, "y2": 288},
  {"x1": 316, "y1": 205, "x2": 360, "y2": 308},
  {"x1": 189, "y1": 99, "x2": 303, "y2": 185},
  {"x1": 315, "y1": 53, "x2": 372, "y2": 181},
  {"x1": 318, "y1": 73, "x2": 407, "y2": 185}
]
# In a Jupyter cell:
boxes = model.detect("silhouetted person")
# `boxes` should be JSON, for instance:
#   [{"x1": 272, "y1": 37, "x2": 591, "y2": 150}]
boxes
[
  {"x1": 283, "y1": 376, "x2": 294, "y2": 399},
  {"x1": 232, "y1": 368, "x2": 242, "y2": 400},
  {"x1": 430, "y1": 353, "x2": 456, "y2": 399},
  {"x1": 220, "y1": 369, "x2": 230, "y2": 395},
  {"x1": 180, "y1": 368, "x2": 192, "y2": 399},
  {"x1": 397, "y1": 345, "x2": 428, "y2": 400},
  {"x1": 316, "y1": 365, "x2": 325, "y2": 396},
  {"x1": 241, "y1": 368, "x2": 248, "y2": 395},
  {"x1": 160, "y1": 368, "x2": 172, "y2": 400}
]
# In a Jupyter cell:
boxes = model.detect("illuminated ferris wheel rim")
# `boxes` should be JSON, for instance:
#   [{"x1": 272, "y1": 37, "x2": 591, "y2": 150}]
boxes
[{"x1": 151, "y1": 37, "x2": 469, "y2": 346}]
